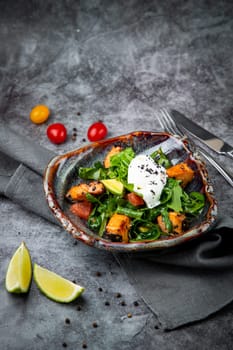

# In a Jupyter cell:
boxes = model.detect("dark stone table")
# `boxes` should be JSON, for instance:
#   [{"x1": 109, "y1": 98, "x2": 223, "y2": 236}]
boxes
[{"x1": 0, "y1": 1, "x2": 233, "y2": 349}]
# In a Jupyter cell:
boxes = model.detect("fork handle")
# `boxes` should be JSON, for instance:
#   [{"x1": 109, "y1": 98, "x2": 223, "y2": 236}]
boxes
[{"x1": 198, "y1": 149, "x2": 233, "y2": 187}]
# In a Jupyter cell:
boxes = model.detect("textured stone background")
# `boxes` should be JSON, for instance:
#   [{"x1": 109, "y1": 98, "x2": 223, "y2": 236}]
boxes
[{"x1": 0, "y1": 0, "x2": 233, "y2": 349}]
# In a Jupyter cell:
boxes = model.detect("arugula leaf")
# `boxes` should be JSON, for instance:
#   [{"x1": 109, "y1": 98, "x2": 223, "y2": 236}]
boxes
[
  {"x1": 160, "y1": 178, "x2": 183, "y2": 212},
  {"x1": 109, "y1": 147, "x2": 135, "y2": 182},
  {"x1": 85, "y1": 193, "x2": 101, "y2": 204},
  {"x1": 182, "y1": 191, "x2": 205, "y2": 215},
  {"x1": 161, "y1": 208, "x2": 173, "y2": 232},
  {"x1": 116, "y1": 206, "x2": 144, "y2": 219},
  {"x1": 130, "y1": 219, "x2": 162, "y2": 241},
  {"x1": 167, "y1": 181, "x2": 183, "y2": 212},
  {"x1": 78, "y1": 167, "x2": 101, "y2": 180},
  {"x1": 150, "y1": 147, "x2": 172, "y2": 169},
  {"x1": 79, "y1": 160, "x2": 109, "y2": 180},
  {"x1": 88, "y1": 210, "x2": 102, "y2": 231}
]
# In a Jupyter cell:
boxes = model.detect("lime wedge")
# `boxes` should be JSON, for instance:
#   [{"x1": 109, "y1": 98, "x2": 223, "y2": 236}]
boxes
[
  {"x1": 5, "y1": 242, "x2": 32, "y2": 293},
  {"x1": 101, "y1": 179, "x2": 124, "y2": 195},
  {"x1": 33, "y1": 264, "x2": 85, "y2": 303}
]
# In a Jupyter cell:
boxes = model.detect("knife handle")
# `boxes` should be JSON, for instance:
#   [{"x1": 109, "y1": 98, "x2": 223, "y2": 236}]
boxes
[{"x1": 198, "y1": 149, "x2": 233, "y2": 187}]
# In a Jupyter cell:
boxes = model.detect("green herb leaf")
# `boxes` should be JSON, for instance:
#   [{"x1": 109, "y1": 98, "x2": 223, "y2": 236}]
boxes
[
  {"x1": 150, "y1": 147, "x2": 172, "y2": 169},
  {"x1": 130, "y1": 219, "x2": 162, "y2": 241},
  {"x1": 161, "y1": 208, "x2": 173, "y2": 232},
  {"x1": 116, "y1": 206, "x2": 143, "y2": 219},
  {"x1": 182, "y1": 191, "x2": 205, "y2": 215},
  {"x1": 109, "y1": 147, "x2": 135, "y2": 182},
  {"x1": 167, "y1": 181, "x2": 183, "y2": 212}
]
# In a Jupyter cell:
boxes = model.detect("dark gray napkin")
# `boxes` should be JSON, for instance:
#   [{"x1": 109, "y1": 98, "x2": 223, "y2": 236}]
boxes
[
  {"x1": 1, "y1": 125, "x2": 233, "y2": 330},
  {"x1": 116, "y1": 217, "x2": 233, "y2": 329},
  {"x1": 0, "y1": 125, "x2": 57, "y2": 224}
]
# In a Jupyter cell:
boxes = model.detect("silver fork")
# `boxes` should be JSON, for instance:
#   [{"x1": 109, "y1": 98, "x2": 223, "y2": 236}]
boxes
[{"x1": 156, "y1": 108, "x2": 233, "y2": 187}]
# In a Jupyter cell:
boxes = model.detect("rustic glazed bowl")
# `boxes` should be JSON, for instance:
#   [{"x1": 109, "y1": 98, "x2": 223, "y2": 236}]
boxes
[{"x1": 43, "y1": 131, "x2": 217, "y2": 252}]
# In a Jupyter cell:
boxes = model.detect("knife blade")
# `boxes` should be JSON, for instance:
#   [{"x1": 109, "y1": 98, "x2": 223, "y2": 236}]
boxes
[{"x1": 171, "y1": 110, "x2": 233, "y2": 159}]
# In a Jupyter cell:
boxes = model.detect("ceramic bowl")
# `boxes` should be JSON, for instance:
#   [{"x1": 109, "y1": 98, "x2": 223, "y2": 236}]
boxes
[{"x1": 43, "y1": 131, "x2": 217, "y2": 252}]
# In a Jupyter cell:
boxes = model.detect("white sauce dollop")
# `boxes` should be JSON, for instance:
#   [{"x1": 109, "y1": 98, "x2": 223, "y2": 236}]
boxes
[{"x1": 127, "y1": 154, "x2": 167, "y2": 208}]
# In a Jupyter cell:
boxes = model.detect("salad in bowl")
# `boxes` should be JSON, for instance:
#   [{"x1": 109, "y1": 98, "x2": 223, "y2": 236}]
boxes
[{"x1": 44, "y1": 131, "x2": 217, "y2": 252}]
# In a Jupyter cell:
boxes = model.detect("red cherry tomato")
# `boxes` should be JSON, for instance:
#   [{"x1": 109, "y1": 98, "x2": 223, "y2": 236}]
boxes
[
  {"x1": 87, "y1": 122, "x2": 108, "y2": 142},
  {"x1": 47, "y1": 123, "x2": 67, "y2": 144}
]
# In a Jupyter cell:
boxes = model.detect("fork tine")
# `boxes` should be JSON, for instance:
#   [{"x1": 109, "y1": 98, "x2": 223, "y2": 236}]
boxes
[
  {"x1": 160, "y1": 109, "x2": 183, "y2": 137},
  {"x1": 156, "y1": 109, "x2": 177, "y2": 135}
]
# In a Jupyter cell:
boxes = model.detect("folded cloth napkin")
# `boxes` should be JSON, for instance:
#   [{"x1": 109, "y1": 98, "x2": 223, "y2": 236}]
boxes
[{"x1": 1, "y1": 125, "x2": 233, "y2": 330}]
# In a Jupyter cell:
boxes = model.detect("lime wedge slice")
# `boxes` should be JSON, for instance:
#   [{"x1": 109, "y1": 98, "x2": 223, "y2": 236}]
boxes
[
  {"x1": 33, "y1": 264, "x2": 85, "y2": 303},
  {"x1": 5, "y1": 242, "x2": 32, "y2": 293},
  {"x1": 101, "y1": 179, "x2": 124, "y2": 195}
]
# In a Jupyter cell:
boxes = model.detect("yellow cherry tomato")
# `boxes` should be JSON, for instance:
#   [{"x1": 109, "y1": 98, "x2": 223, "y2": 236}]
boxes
[{"x1": 30, "y1": 105, "x2": 50, "y2": 124}]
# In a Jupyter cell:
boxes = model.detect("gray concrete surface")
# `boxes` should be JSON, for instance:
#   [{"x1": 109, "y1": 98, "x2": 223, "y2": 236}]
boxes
[{"x1": 0, "y1": 1, "x2": 233, "y2": 349}]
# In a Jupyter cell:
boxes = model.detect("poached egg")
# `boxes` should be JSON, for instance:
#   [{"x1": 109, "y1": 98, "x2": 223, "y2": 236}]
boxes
[{"x1": 127, "y1": 154, "x2": 167, "y2": 208}]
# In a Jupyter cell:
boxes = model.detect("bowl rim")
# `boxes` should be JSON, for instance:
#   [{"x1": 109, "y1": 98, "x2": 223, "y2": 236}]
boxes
[{"x1": 43, "y1": 131, "x2": 218, "y2": 252}]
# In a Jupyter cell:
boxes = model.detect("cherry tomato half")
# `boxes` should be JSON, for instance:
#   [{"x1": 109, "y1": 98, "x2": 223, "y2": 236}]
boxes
[
  {"x1": 30, "y1": 104, "x2": 50, "y2": 124},
  {"x1": 87, "y1": 122, "x2": 108, "y2": 142},
  {"x1": 47, "y1": 123, "x2": 67, "y2": 144}
]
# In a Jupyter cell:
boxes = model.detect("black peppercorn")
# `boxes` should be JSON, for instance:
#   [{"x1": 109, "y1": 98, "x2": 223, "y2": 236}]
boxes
[{"x1": 65, "y1": 318, "x2": 70, "y2": 324}]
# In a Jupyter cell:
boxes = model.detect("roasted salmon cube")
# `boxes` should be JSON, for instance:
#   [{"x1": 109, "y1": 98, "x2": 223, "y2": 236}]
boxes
[
  {"x1": 166, "y1": 162, "x2": 194, "y2": 187},
  {"x1": 157, "y1": 211, "x2": 186, "y2": 235},
  {"x1": 66, "y1": 181, "x2": 104, "y2": 201},
  {"x1": 106, "y1": 213, "x2": 130, "y2": 242}
]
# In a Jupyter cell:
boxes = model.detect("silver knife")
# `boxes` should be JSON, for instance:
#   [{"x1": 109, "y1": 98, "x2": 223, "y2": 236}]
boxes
[{"x1": 171, "y1": 110, "x2": 233, "y2": 159}]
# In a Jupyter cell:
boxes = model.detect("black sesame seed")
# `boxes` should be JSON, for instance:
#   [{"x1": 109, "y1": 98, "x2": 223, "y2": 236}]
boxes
[
  {"x1": 73, "y1": 127, "x2": 77, "y2": 131},
  {"x1": 65, "y1": 318, "x2": 70, "y2": 324},
  {"x1": 82, "y1": 138, "x2": 86, "y2": 142},
  {"x1": 77, "y1": 112, "x2": 81, "y2": 116}
]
